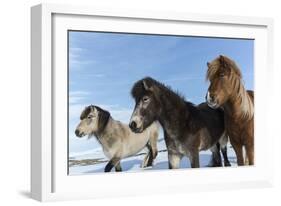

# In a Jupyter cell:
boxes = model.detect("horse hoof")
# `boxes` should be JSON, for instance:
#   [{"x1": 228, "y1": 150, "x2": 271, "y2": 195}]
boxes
[
  {"x1": 141, "y1": 165, "x2": 153, "y2": 169},
  {"x1": 224, "y1": 162, "x2": 231, "y2": 167},
  {"x1": 207, "y1": 163, "x2": 223, "y2": 167}
]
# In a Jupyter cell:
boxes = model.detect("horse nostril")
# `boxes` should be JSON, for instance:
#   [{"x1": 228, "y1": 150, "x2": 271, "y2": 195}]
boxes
[
  {"x1": 129, "y1": 121, "x2": 137, "y2": 130},
  {"x1": 75, "y1": 129, "x2": 80, "y2": 136}
]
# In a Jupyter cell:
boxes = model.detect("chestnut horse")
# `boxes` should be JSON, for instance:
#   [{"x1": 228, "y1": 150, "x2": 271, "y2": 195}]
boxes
[{"x1": 206, "y1": 55, "x2": 254, "y2": 165}]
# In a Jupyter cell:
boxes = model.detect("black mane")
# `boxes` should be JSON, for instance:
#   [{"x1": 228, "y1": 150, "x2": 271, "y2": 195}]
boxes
[
  {"x1": 131, "y1": 77, "x2": 202, "y2": 131},
  {"x1": 131, "y1": 77, "x2": 186, "y2": 103}
]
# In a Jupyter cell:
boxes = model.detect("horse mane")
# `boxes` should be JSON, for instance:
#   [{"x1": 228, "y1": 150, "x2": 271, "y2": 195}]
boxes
[
  {"x1": 207, "y1": 55, "x2": 254, "y2": 120},
  {"x1": 131, "y1": 77, "x2": 186, "y2": 106},
  {"x1": 131, "y1": 77, "x2": 201, "y2": 131}
]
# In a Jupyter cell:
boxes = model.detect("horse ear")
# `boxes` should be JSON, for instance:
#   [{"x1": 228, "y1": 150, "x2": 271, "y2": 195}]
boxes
[
  {"x1": 219, "y1": 55, "x2": 228, "y2": 68},
  {"x1": 143, "y1": 80, "x2": 151, "y2": 91},
  {"x1": 219, "y1": 55, "x2": 225, "y2": 63},
  {"x1": 91, "y1": 105, "x2": 97, "y2": 113},
  {"x1": 142, "y1": 78, "x2": 160, "y2": 95}
]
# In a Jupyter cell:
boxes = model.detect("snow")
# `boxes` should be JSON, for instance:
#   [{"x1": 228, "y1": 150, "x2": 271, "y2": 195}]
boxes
[{"x1": 69, "y1": 138, "x2": 237, "y2": 175}]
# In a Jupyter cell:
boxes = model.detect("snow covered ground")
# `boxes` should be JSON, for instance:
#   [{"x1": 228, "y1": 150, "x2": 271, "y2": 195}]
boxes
[{"x1": 69, "y1": 138, "x2": 237, "y2": 175}]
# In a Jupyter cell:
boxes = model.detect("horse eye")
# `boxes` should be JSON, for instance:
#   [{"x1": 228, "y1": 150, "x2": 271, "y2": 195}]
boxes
[
  {"x1": 220, "y1": 73, "x2": 225, "y2": 78},
  {"x1": 143, "y1": 97, "x2": 149, "y2": 102},
  {"x1": 88, "y1": 115, "x2": 93, "y2": 119}
]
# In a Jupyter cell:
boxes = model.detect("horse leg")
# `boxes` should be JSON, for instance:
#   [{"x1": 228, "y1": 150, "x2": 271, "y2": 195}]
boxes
[
  {"x1": 245, "y1": 144, "x2": 254, "y2": 165},
  {"x1": 208, "y1": 143, "x2": 222, "y2": 167},
  {"x1": 115, "y1": 162, "x2": 122, "y2": 172},
  {"x1": 221, "y1": 146, "x2": 231, "y2": 166},
  {"x1": 231, "y1": 143, "x2": 244, "y2": 166},
  {"x1": 244, "y1": 148, "x2": 249, "y2": 165},
  {"x1": 189, "y1": 151, "x2": 200, "y2": 168},
  {"x1": 104, "y1": 157, "x2": 121, "y2": 172},
  {"x1": 141, "y1": 127, "x2": 159, "y2": 168},
  {"x1": 219, "y1": 134, "x2": 231, "y2": 166},
  {"x1": 149, "y1": 130, "x2": 158, "y2": 160},
  {"x1": 168, "y1": 152, "x2": 181, "y2": 169},
  {"x1": 141, "y1": 143, "x2": 154, "y2": 168},
  {"x1": 141, "y1": 152, "x2": 150, "y2": 168}
]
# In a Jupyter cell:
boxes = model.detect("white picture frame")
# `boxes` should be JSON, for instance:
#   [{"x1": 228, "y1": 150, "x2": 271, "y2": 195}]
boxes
[{"x1": 31, "y1": 3, "x2": 274, "y2": 202}]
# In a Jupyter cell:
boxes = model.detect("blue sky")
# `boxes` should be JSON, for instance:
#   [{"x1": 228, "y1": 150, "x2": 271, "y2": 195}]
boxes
[{"x1": 68, "y1": 31, "x2": 254, "y2": 155}]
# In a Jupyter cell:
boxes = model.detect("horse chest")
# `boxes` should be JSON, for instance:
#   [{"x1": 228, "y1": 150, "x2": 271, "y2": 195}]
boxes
[
  {"x1": 98, "y1": 132, "x2": 120, "y2": 159},
  {"x1": 225, "y1": 116, "x2": 251, "y2": 143}
]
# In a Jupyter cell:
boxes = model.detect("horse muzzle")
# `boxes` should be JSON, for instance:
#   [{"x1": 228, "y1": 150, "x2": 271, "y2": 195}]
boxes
[
  {"x1": 129, "y1": 120, "x2": 144, "y2": 133},
  {"x1": 207, "y1": 101, "x2": 219, "y2": 109},
  {"x1": 75, "y1": 129, "x2": 85, "y2": 137},
  {"x1": 206, "y1": 92, "x2": 219, "y2": 109}
]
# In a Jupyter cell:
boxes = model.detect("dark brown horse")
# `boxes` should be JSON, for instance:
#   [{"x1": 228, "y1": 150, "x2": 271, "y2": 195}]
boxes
[
  {"x1": 129, "y1": 77, "x2": 230, "y2": 168},
  {"x1": 206, "y1": 55, "x2": 254, "y2": 166}
]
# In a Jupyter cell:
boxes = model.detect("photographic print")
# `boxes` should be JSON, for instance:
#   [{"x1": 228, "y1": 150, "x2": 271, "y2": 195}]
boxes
[{"x1": 68, "y1": 31, "x2": 254, "y2": 175}]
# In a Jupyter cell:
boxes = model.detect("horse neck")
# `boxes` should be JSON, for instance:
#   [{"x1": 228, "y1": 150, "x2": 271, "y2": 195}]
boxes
[
  {"x1": 224, "y1": 81, "x2": 254, "y2": 121},
  {"x1": 94, "y1": 117, "x2": 113, "y2": 146},
  {"x1": 157, "y1": 92, "x2": 188, "y2": 133}
]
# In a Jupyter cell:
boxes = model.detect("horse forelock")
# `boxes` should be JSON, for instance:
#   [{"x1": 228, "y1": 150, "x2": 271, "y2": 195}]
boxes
[
  {"x1": 131, "y1": 79, "x2": 146, "y2": 100},
  {"x1": 206, "y1": 58, "x2": 220, "y2": 81},
  {"x1": 206, "y1": 56, "x2": 242, "y2": 81},
  {"x1": 80, "y1": 105, "x2": 93, "y2": 120}
]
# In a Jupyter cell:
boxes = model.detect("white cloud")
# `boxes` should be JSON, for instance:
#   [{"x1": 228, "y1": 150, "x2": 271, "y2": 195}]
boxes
[
  {"x1": 70, "y1": 47, "x2": 83, "y2": 52},
  {"x1": 69, "y1": 47, "x2": 83, "y2": 59},
  {"x1": 69, "y1": 47, "x2": 96, "y2": 70},
  {"x1": 109, "y1": 108, "x2": 133, "y2": 123},
  {"x1": 69, "y1": 104, "x2": 86, "y2": 121},
  {"x1": 69, "y1": 91, "x2": 90, "y2": 104}
]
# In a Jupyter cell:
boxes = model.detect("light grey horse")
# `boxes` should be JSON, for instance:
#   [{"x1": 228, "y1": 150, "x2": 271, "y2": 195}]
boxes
[{"x1": 75, "y1": 105, "x2": 159, "y2": 172}]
